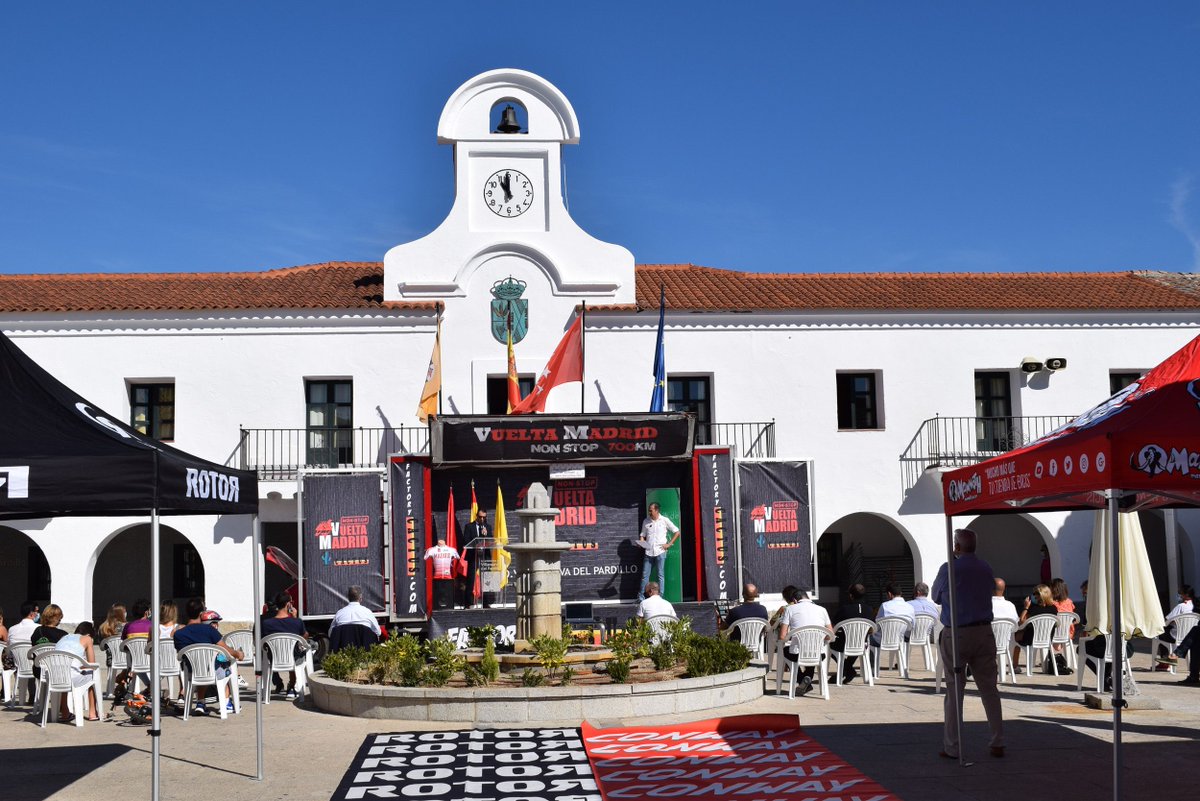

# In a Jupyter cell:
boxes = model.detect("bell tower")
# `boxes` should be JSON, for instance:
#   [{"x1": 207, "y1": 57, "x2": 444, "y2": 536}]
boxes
[{"x1": 382, "y1": 69, "x2": 635, "y2": 303}]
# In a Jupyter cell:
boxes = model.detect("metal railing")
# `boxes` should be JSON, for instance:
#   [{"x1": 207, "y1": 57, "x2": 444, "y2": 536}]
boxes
[
  {"x1": 235, "y1": 420, "x2": 776, "y2": 479},
  {"x1": 899, "y1": 414, "x2": 1075, "y2": 496}
]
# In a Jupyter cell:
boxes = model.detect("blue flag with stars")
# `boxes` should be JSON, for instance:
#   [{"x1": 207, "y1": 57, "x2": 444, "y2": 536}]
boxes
[{"x1": 649, "y1": 285, "x2": 666, "y2": 412}]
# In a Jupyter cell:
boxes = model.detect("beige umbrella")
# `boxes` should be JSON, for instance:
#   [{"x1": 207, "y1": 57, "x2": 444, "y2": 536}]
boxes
[{"x1": 1086, "y1": 510, "x2": 1165, "y2": 640}]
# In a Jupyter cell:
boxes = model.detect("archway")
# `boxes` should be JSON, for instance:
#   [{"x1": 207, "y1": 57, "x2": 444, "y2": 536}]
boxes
[
  {"x1": 817, "y1": 513, "x2": 919, "y2": 611},
  {"x1": 90, "y1": 524, "x2": 205, "y2": 624},
  {"x1": 966, "y1": 514, "x2": 1053, "y2": 603},
  {"x1": 0, "y1": 526, "x2": 51, "y2": 621}
]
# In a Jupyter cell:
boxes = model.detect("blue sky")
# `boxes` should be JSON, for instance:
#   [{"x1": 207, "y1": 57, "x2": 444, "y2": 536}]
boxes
[{"x1": 2, "y1": 3, "x2": 1199, "y2": 276}]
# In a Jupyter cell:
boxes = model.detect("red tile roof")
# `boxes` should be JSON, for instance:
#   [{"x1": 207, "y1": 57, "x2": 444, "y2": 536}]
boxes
[{"x1": 0, "y1": 261, "x2": 1197, "y2": 314}]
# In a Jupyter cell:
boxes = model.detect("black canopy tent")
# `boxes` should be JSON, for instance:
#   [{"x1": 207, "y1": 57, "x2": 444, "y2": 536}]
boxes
[{"x1": 0, "y1": 331, "x2": 262, "y2": 800}]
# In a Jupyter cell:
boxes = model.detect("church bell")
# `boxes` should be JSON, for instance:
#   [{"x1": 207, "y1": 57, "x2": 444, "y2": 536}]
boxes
[{"x1": 495, "y1": 104, "x2": 522, "y2": 134}]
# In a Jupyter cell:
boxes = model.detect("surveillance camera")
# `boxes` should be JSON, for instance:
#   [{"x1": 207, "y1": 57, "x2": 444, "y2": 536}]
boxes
[
  {"x1": 1045, "y1": 357, "x2": 1068, "y2": 371},
  {"x1": 1020, "y1": 357, "x2": 1044, "y2": 374}
]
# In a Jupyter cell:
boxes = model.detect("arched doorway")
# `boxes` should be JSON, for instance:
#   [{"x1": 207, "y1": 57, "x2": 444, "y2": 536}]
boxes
[
  {"x1": 817, "y1": 513, "x2": 919, "y2": 611},
  {"x1": 90, "y1": 524, "x2": 205, "y2": 624},
  {"x1": 0, "y1": 526, "x2": 51, "y2": 620},
  {"x1": 966, "y1": 514, "x2": 1052, "y2": 603}
]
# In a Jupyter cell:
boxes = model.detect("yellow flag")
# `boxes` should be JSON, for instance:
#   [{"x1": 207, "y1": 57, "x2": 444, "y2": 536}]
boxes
[
  {"x1": 494, "y1": 483, "x2": 511, "y2": 589},
  {"x1": 417, "y1": 316, "x2": 441, "y2": 423}
]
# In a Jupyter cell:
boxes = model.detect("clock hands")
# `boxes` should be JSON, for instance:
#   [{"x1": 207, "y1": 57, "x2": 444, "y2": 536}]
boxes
[{"x1": 499, "y1": 171, "x2": 513, "y2": 203}]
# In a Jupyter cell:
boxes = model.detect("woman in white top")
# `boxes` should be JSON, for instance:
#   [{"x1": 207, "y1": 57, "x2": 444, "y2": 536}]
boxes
[
  {"x1": 159, "y1": 601, "x2": 180, "y2": 638},
  {"x1": 54, "y1": 621, "x2": 100, "y2": 722}
]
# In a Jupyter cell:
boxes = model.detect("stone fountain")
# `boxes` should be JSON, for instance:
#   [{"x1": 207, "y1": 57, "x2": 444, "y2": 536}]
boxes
[{"x1": 508, "y1": 482, "x2": 572, "y2": 651}]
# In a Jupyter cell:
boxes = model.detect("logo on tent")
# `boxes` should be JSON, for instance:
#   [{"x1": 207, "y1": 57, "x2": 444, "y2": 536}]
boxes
[
  {"x1": 0, "y1": 466, "x2": 30, "y2": 499},
  {"x1": 947, "y1": 473, "x2": 982, "y2": 503},
  {"x1": 1131, "y1": 444, "x2": 1200, "y2": 477}
]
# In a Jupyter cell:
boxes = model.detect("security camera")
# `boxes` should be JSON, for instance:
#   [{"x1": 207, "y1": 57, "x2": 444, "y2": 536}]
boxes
[
  {"x1": 1020, "y1": 357, "x2": 1044, "y2": 374},
  {"x1": 1045, "y1": 357, "x2": 1068, "y2": 371}
]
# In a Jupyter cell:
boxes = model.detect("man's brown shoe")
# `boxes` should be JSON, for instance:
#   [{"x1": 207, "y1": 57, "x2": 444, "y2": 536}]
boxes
[{"x1": 990, "y1": 746, "x2": 1006, "y2": 758}]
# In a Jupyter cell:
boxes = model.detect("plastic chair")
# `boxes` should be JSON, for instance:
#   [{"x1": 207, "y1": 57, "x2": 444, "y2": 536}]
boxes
[
  {"x1": 1151, "y1": 612, "x2": 1198, "y2": 673},
  {"x1": 871, "y1": 617, "x2": 912, "y2": 678},
  {"x1": 122, "y1": 638, "x2": 153, "y2": 695},
  {"x1": 1053, "y1": 612, "x2": 1080, "y2": 670},
  {"x1": 99, "y1": 636, "x2": 129, "y2": 699},
  {"x1": 32, "y1": 650, "x2": 97, "y2": 728},
  {"x1": 259, "y1": 633, "x2": 311, "y2": 703},
  {"x1": 177, "y1": 644, "x2": 240, "y2": 720},
  {"x1": 831, "y1": 618, "x2": 876, "y2": 686},
  {"x1": 4, "y1": 642, "x2": 37, "y2": 708},
  {"x1": 222, "y1": 629, "x2": 256, "y2": 694},
  {"x1": 156, "y1": 638, "x2": 182, "y2": 700},
  {"x1": 776, "y1": 626, "x2": 833, "y2": 700},
  {"x1": 908, "y1": 614, "x2": 938, "y2": 672},
  {"x1": 991, "y1": 619, "x2": 1018, "y2": 684},
  {"x1": 727, "y1": 619, "x2": 768, "y2": 660},
  {"x1": 1015, "y1": 615, "x2": 1059, "y2": 676},
  {"x1": 1076, "y1": 634, "x2": 1133, "y2": 692},
  {"x1": 644, "y1": 615, "x2": 677, "y2": 646}
]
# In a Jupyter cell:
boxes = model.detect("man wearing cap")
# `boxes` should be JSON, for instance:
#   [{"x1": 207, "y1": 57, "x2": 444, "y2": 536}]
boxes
[{"x1": 173, "y1": 597, "x2": 244, "y2": 716}]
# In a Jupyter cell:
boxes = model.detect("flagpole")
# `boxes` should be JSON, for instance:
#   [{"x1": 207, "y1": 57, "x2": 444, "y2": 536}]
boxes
[
  {"x1": 437, "y1": 302, "x2": 443, "y2": 417},
  {"x1": 580, "y1": 302, "x2": 587, "y2": 413}
]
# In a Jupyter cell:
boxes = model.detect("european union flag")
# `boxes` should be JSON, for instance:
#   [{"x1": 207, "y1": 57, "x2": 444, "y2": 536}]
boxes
[{"x1": 649, "y1": 285, "x2": 666, "y2": 412}]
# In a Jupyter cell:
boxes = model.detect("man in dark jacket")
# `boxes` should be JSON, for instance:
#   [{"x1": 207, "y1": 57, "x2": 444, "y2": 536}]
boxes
[
  {"x1": 828, "y1": 583, "x2": 872, "y2": 683},
  {"x1": 460, "y1": 509, "x2": 491, "y2": 607},
  {"x1": 717, "y1": 583, "x2": 769, "y2": 643}
]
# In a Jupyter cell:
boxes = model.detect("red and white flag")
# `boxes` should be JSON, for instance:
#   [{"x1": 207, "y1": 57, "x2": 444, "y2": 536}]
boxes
[{"x1": 510, "y1": 315, "x2": 583, "y2": 414}]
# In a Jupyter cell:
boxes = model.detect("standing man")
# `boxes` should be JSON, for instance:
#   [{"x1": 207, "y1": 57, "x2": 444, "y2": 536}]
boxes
[
  {"x1": 932, "y1": 528, "x2": 1005, "y2": 760},
  {"x1": 637, "y1": 502, "x2": 680, "y2": 601},
  {"x1": 461, "y1": 509, "x2": 490, "y2": 608},
  {"x1": 424, "y1": 537, "x2": 461, "y2": 611}
]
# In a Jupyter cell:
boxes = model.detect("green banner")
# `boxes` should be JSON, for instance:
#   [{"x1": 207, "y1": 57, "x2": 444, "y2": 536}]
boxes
[{"x1": 646, "y1": 487, "x2": 683, "y2": 603}]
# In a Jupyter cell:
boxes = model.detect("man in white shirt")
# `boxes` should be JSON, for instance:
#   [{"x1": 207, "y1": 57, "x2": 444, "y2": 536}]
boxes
[
  {"x1": 636, "y1": 502, "x2": 680, "y2": 601},
  {"x1": 1156, "y1": 584, "x2": 1194, "y2": 665},
  {"x1": 8, "y1": 602, "x2": 39, "y2": 643},
  {"x1": 908, "y1": 582, "x2": 940, "y2": 620},
  {"x1": 991, "y1": 578, "x2": 1019, "y2": 623},
  {"x1": 778, "y1": 586, "x2": 833, "y2": 696},
  {"x1": 636, "y1": 582, "x2": 676, "y2": 619},
  {"x1": 873, "y1": 583, "x2": 915, "y2": 645},
  {"x1": 330, "y1": 586, "x2": 381, "y2": 637}
]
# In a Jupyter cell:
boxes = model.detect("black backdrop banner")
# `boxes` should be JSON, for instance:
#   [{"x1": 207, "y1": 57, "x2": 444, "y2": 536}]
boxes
[
  {"x1": 430, "y1": 462, "x2": 690, "y2": 602},
  {"x1": 736, "y1": 461, "x2": 813, "y2": 595},
  {"x1": 300, "y1": 472, "x2": 384, "y2": 616},
  {"x1": 389, "y1": 457, "x2": 430, "y2": 620},
  {"x1": 695, "y1": 448, "x2": 736, "y2": 602},
  {"x1": 431, "y1": 414, "x2": 694, "y2": 464}
]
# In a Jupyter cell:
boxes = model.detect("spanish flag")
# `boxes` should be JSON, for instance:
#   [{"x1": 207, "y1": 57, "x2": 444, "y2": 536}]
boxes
[
  {"x1": 494, "y1": 483, "x2": 511, "y2": 589},
  {"x1": 506, "y1": 324, "x2": 522, "y2": 413}
]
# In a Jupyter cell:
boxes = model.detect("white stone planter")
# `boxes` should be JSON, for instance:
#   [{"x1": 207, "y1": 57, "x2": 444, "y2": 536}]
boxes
[{"x1": 307, "y1": 666, "x2": 766, "y2": 723}]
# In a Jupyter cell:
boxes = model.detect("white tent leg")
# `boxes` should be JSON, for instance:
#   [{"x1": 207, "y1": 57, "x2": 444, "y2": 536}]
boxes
[
  {"x1": 1107, "y1": 494, "x2": 1122, "y2": 801},
  {"x1": 253, "y1": 515, "x2": 264, "y2": 781},
  {"x1": 151, "y1": 507, "x2": 161, "y2": 801}
]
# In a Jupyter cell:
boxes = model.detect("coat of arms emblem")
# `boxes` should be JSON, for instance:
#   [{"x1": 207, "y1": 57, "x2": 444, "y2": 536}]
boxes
[{"x1": 490, "y1": 276, "x2": 528, "y2": 344}]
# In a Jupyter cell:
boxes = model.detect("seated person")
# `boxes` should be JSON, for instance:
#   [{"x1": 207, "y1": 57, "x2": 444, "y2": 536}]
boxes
[
  {"x1": 829, "y1": 583, "x2": 871, "y2": 684},
  {"x1": 8, "y1": 602, "x2": 39, "y2": 644},
  {"x1": 991, "y1": 578, "x2": 1019, "y2": 623},
  {"x1": 261, "y1": 591, "x2": 310, "y2": 698},
  {"x1": 30, "y1": 603, "x2": 67, "y2": 646},
  {"x1": 1013, "y1": 584, "x2": 1058, "y2": 669},
  {"x1": 636, "y1": 582, "x2": 676, "y2": 620},
  {"x1": 1155, "y1": 585, "x2": 1194, "y2": 667},
  {"x1": 173, "y1": 598, "x2": 244, "y2": 716},
  {"x1": 907, "y1": 582, "x2": 940, "y2": 620},
  {"x1": 330, "y1": 586, "x2": 382, "y2": 640},
  {"x1": 116, "y1": 598, "x2": 153, "y2": 696},
  {"x1": 717, "y1": 583, "x2": 768, "y2": 643},
  {"x1": 778, "y1": 586, "x2": 833, "y2": 696},
  {"x1": 55, "y1": 621, "x2": 101, "y2": 722},
  {"x1": 872, "y1": 583, "x2": 915, "y2": 645}
]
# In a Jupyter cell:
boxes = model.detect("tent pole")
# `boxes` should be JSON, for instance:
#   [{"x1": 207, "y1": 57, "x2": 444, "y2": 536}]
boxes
[
  {"x1": 151, "y1": 507, "x2": 161, "y2": 801},
  {"x1": 1108, "y1": 494, "x2": 1122, "y2": 801},
  {"x1": 944, "y1": 516, "x2": 964, "y2": 766},
  {"x1": 253, "y1": 515, "x2": 264, "y2": 781}
]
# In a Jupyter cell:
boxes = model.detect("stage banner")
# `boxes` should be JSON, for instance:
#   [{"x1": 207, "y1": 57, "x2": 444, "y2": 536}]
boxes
[
  {"x1": 432, "y1": 463, "x2": 689, "y2": 602},
  {"x1": 646, "y1": 487, "x2": 683, "y2": 603},
  {"x1": 736, "y1": 460, "x2": 813, "y2": 594},
  {"x1": 331, "y1": 728, "x2": 599, "y2": 801},
  {"x1": 695, "y1": 448, "x2": 736, "y2": 602},
  {"x1": 389, "y1": 457, "x2": 430, "y2": 620},
  {"x1": 299, "y1": 472, "x2": 384, "y2": 616},
  {"x1": 583, "y1": 714, "x2": 898, "y2": 801},
  {"x1": 431, "y1": 413, "x2": 694, "y2": 464}
]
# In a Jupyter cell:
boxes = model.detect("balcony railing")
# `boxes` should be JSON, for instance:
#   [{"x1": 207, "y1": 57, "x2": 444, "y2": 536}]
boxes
[
  {"x1": 235, "y1": 420, "x2": 776, "y2": 480},
  {"x1": 899, "y1": 415, "x2": 1075, "y2": 496}
]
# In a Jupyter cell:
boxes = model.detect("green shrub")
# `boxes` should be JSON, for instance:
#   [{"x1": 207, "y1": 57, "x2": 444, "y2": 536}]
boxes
[
  {"x1": 321, "y1": 646, "x2": 369, "y2": 682},
  {"x1": 608, "y1": 618, "x2": 652, "y2": 662},
  {"x1": 649, "y1": 641, "x2": 676, "y2": 671},
  {"x1": 367, "y1": 634, "x2": 424, "y2": 686},
  {"x1": 559, "y1": 665, "x2": 575, "y2": 686},
  {"x1": 685, "y1": 636, "x2": 751, "y2": 678},
  {"x1": 520, "y1": 668, "x2": 545, "y2": 687},
  {"x1": 467, "y1": 625, "x2": 496, "y2": 649},
  {"x1": 421, "y1": 637, "x2": 464, "y2": 687},
  {"x1": 481, "y1": 638, "x2": 500, "y2": 683},
  {"x1": 463, "y1": 662, "x2": 488, "y2": 687},
  {"x1": 529, "y1": 633, "x2": 570, "y2": 678},
  {"x1": 606, "y1": 657, "x2": 631, "y2": 683}
]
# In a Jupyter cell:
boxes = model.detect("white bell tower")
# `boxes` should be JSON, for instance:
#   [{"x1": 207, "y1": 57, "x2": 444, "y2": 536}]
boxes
[{"x1": 383, "y1": 69, "x2": 635, "y2": 303}]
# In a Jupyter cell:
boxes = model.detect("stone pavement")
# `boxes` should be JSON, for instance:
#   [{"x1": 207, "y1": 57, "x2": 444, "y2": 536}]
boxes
[{"x1": 0, "y1": 663, "x2": 1195, "y2": 801}]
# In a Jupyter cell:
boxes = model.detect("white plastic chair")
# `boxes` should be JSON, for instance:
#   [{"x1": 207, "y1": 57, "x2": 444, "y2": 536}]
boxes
[
  {"x1": 831, "y1": 618, "x2": 876, "y2": 686},
  {"x1": 1015, "y1": 615, "x2": 1059, "y2": 676},
  {"x1": 177, "y1": 644, "x2": 240, "y2": 720},
  {"x1": 223, "y1": 629, "x2": 256, "y2": 693},
  {"x1": 4, "y1": 642, "x2": 37, "y2": 708},
  {"x1": 99, "y1": 636, "x2": 128, "y2": 699},
  {"x1": 992, "y1": 619, "x2": 1018, "y2": 684},
  {"x1": 156, "y1": 638, "x2": 182, "y2": 700},
  {"x1": 123, "y1": 638, "x2": 153, "y2": 695},
  {"x1": 259, "y1": 633, "x2": 311, "y2": 703},
  {"x1": 33, "y1": 650, "x2": 97, "y2": 728},
  {"x1": 908, "y1": 614, "x2": 938, "y2": 672},
  {"x1": 1053, "y1": 612, "x2": 1080, "y2": 670},
  {"x1": 872, "y1": 617, "x2": 912, "y2": 678},
  {"x1": 644, "y1": 615, "x2": 676, "y2": 646},
  {"x1": 727, "y1": 619, "x2": 768, "y2": 661},
  {"x1": 1076, "y1": 634, "x2": 1133, "y2": 692},
  {"x1": 1151, "y1": 612, "x2": 1198, "y2": 673},
  {"x1": 775, "y1": 626, "x2": 833, "y2": 700}
]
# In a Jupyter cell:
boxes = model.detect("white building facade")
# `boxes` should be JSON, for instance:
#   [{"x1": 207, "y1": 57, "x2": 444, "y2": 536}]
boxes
[{"x1": 2, "y1": 69, "x2": 1198, "y2": 624}]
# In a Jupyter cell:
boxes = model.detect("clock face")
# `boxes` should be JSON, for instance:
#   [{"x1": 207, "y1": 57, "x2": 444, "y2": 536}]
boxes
[{"x1": 483, "y1": 169, "x2": 534, "y2": 217}]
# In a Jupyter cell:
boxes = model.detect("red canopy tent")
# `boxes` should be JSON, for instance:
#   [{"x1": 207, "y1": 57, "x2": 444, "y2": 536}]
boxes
[{"x1": 941, "y1": 332, "x2": 1200, "y2": 799}]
